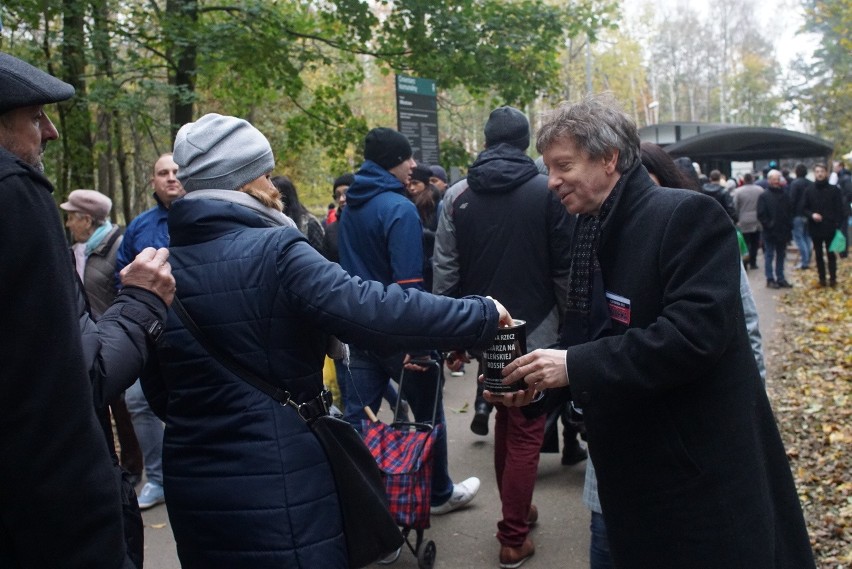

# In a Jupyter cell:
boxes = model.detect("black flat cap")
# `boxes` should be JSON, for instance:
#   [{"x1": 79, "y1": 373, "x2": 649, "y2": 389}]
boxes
[{"x1": 0, "y1": 52, "x2": 75, "y2": 114}]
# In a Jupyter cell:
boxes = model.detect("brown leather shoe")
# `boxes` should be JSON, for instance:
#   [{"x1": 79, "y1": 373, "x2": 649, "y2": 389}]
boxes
[
  {"x1": 526, "y1": 504, "x2": 538, "y2": 526},
  {"x1": 499, "y1": 537, "x2": 535, "y2": 568}
]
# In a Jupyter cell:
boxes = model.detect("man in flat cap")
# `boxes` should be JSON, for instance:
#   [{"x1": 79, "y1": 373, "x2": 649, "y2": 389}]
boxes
[
  {"x1": 0, "y1": 51, "x2": 175, "y2": 568},
  {"x1": 61, "y1": 189, "x2": 145, "y2": 486},
  {"x1": 62, "y1": 190, "x2": 124, "y2": 317},
  {"x1": 338, "y1": 128, "x2": 482, "y2": 518}
]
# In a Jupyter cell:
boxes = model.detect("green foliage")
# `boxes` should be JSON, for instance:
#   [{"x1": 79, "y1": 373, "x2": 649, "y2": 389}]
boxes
[
  {"x1": 373, "y1": 0, "x2": 570, "y2": 106},
  {"x1": 1, "y1": 0, "x2": 613, "y2": 218},
  {"x1": 792, "y1": 0, "x2": 852, "y2": 155},
  {"x1": 590, "y1": 29, "x2": 649, "y2": 123},
  {"x1": 440, "y1": 139, "x2": 474, "y2": 171},
  {"x1": 728, "y1": 53, "x2": 783, "y2": 126}
]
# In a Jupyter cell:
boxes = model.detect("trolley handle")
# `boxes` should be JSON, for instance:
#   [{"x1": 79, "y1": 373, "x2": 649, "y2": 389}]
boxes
[{"x1": 395, "y1": 358, "x2": 442, "y2": 429}]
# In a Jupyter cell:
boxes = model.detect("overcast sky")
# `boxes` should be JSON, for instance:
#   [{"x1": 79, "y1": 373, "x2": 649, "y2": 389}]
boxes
[{"x1": 619, "y1": 0, "x2": 820, "y2": 69}]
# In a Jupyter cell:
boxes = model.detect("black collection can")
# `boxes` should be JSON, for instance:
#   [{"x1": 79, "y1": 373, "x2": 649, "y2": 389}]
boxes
[{"x1": 483, "y1": 319, "x2": 527, "y2": 393}]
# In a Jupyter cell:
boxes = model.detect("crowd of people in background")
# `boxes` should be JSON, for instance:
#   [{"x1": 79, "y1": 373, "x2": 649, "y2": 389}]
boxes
[
  {"x1": 5, "y1": 48, "x2": 847, "y2": 569},
  {"x1": 689, "y1": 160, "x2": 850, "y2": 289}
]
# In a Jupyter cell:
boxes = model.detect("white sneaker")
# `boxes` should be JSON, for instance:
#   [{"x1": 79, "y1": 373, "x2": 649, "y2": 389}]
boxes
[
  {"x1": 376, "y1": 547, "x2": 401, "y2": 565},
  {"x1": 430, "y1": 477, "x2": 480, "y2": 515}
]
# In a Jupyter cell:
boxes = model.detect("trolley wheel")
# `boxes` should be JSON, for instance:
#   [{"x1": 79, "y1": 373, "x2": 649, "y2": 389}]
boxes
[{"x1": 417, "y1": 540, "x2": 436, "y2": 569}]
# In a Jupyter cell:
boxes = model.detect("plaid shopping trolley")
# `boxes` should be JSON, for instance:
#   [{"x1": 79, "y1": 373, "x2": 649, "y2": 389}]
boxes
[{"x1": 362, "y1": 359, "x2": 442, "y2": 569}]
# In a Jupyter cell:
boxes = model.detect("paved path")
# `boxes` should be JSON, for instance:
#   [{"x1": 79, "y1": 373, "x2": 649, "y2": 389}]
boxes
[
  {"x1": 139, "y1": 264, "x2": 785, "y2": 569},
  {"x1": 138, "y1": 368, "x2": 591, "y2": 569}
]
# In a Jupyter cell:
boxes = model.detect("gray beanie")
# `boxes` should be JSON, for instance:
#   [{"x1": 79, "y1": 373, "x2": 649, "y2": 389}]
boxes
[
  {"x1": 173, "y1": 113, "x2": 274, "y2": 192},
  {"x1": 484, "y1": 106, "x2": 530, "y2": 151}
]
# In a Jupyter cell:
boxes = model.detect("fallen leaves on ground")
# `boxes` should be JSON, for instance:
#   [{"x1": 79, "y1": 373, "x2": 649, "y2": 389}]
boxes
[{"x1": 770, "y1": 260, "x2": 852, "y2": 568}]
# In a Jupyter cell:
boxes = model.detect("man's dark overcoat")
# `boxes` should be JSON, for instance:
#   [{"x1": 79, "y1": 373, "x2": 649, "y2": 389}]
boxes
[
  {"x1": 564, "y1": 165, "x2": 814, "y2": 568},
  {"x1": 0, "y1": 147, "x2": 166, "y2": 569}
]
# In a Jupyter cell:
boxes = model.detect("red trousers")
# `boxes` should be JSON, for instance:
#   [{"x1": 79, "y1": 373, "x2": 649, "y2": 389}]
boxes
[{"x1": 494, "y1": 404, "x2": 546, "y2": 547}]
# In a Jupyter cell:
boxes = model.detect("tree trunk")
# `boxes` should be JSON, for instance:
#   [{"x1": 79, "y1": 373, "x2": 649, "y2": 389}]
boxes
[
  {"x1": 167, "y1": 0, "x2": 199, "y2": 139},
  {"x1": 114, "y1": 113, "x2": 132, "y2": 225},
  {"x1": 91, "y1": 0, "x2": 133, "y2": 223},
  {"x1": 61, "y1": 0, "x2": 94, "y2": 193},
  {"x1": 97, "y1": 110, "x2": 114, "y2": 204}
]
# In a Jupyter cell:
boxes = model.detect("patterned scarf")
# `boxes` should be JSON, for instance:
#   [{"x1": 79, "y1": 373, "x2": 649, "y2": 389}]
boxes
[{"x1": 564, "y1": 165, "x2": 634, "y2": 314}]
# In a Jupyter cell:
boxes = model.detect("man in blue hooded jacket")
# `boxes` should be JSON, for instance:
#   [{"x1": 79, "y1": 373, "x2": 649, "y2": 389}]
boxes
[{"x1": 339, "y1": 127, "x2": 481, "y2": 516}]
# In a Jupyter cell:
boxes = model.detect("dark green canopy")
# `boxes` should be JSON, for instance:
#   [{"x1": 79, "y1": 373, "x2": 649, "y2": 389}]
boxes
[{"x1": 640, "y1": 123, "x2": 834, "y2": 161}]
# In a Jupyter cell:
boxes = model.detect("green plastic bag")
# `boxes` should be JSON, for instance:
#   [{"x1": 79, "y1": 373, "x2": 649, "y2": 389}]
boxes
[
  {"x1": 736, "y1": 228, "x2": 749, "y2": 259},
  {"x1": 829, "y1": 229, "x2": 846, "y2": 253}
]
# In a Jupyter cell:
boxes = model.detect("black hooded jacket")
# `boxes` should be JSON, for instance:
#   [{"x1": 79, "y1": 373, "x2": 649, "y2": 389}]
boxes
[
  {"x1": 701, "y1": 182, "x2": 738, "y2": 222},
  {"x1": 433, "y1": 143, "x2": 573, "y2": 336}
]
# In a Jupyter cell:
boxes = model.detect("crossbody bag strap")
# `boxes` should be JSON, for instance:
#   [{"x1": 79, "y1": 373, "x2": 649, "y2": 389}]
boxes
[{"x1": 171, "y1": 296, "x2": 293, "y2": 405}]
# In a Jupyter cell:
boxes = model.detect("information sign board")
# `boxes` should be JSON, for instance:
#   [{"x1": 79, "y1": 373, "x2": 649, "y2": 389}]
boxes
[{"x1": 396, "y1": 74, "x2": 439, "y2": 165}]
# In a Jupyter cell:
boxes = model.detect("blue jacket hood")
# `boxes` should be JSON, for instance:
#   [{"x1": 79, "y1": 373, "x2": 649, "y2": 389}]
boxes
[
  {"x1": 467, "y1": 143, "x2": 539, "y2": 194},
  {"x1": 344, "y1": 160, "x2": 407, "y2": 208},
  {"x1": 168, "y1": 195, "x2": 298, "y2": 247}
]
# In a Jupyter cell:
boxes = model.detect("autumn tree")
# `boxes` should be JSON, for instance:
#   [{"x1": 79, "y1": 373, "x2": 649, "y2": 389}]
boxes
[
  {"x1": 0, "y1": 0, "x2": 613, "y2": 211},
  {"x1": 789, "y1": 0, "x2": 852, "y2": 154}
]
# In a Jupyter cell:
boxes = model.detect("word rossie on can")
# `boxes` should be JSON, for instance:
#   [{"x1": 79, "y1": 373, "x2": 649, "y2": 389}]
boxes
[{"x1": 483, "y1": 319, "x2": 527, "y2": 393}]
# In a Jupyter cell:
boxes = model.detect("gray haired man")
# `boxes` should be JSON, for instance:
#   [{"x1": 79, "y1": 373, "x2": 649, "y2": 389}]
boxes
[{"x1": 492, "y1": 94, "x2": 814, "y2": 569}]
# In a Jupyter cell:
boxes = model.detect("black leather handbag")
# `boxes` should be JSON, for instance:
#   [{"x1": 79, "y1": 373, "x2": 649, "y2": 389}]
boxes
[
  {"x1": 172, "y1": 297, "x2": 403, "y2": 568},
  {"x1": 309, "y1": 412, "x2": 404, "y2": 567}
]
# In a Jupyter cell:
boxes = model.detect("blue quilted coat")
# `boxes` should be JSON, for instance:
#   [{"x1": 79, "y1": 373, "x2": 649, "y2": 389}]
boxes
[{"x1": 143, "y1": 195, "x2": 498, "y2": 568}]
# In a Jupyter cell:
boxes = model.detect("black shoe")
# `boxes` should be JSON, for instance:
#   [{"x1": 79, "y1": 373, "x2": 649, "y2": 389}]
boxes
[
  {"x1": 766, "y1": 280, "x2": 779, "y2": 289},
  {"x1": 470, "y1": 403, "x2": 491, "y2": 436},
  {"x1": 561, "y1": 442, "x2": 588, "y2": 466},
  {"x1": 777, "y1": 280, "x2": 793, "y2": 288},
  {"x1": 819, "y1": 279, "x2": 828, "y2": 287},
  {"x1": 829, "y1": 279, "x2": 837, "y2": 287}
]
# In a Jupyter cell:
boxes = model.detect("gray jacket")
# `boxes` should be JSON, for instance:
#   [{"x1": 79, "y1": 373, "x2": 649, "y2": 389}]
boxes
[
  {"x1": 734, "y1": 184, "x2": 764, "y2": 233},
  {"x1": 81, "y1": 225, "x2": 123, "y2": 319}
]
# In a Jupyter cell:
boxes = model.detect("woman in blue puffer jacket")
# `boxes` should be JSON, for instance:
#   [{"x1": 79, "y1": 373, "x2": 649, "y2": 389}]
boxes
[{"x1": 141, "y1": 114, "x2": 510, "y2": 569}]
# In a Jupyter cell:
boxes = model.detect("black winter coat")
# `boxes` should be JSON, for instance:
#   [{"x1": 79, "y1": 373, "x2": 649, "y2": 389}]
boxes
[
  {"x1": 788, "y1": 177, "x2": 812, "y2": 217},
  {"x1": 563, "y1": 165, "x2": 814, "y2": 568},
  {"x1": 757, "y1": 185, "x2": 793, "y2": 244},
  {"x1": 434, "y1": 143, "x2": 573, "y2": 334},
  {"x1": 701, "y1": 182, "x2": 737, "y2": 222},
  {"x1": 0, "y1": 147, "x2": 166, "y2": 569},
  {"x1": 143, "y1": 194, "x2": 499, "y2": 569},
  {"x1": 802, "y1": 179, "x2": 845, "y2": 240}
]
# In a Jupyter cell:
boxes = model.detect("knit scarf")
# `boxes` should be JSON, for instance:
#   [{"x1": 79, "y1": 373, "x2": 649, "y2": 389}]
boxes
[
  {"x1": 182, "y1": 189, "x2": 297, "y2": 229},
  {"x1": 564, "y1": 165, "x2": 634, "y2": 315}
]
